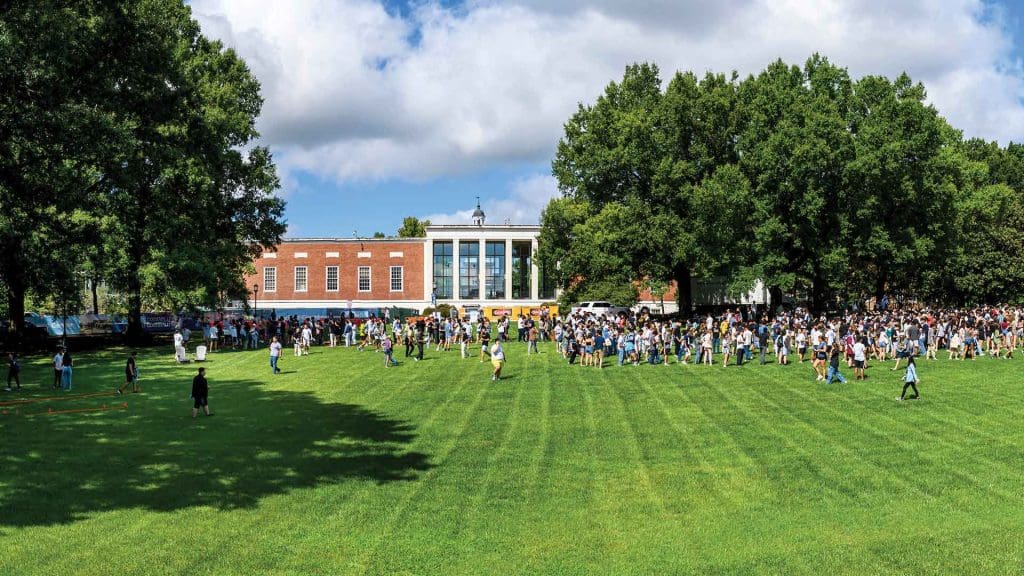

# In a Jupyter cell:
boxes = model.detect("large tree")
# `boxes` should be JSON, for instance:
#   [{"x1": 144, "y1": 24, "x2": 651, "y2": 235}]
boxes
[
  {"x1": 0, "y1": 1, "x2": 119, "y2": 343},
  {"x1": 0, "y1": 1, "x2": 285, "y2": 344},
  {"x1": 547, "y1": 63, "x2": 748, "y2": 310}
]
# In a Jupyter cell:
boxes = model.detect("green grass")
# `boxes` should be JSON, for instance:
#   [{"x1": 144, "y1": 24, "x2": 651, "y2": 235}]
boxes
[{"x1": 2, "y1": 340, "x2": 1024, "y2": 575}]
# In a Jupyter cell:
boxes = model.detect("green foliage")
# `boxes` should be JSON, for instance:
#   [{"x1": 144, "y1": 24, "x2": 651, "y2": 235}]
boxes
[
  {"x1": 544, "y1": 54, "x2": 1024, "y2": 309},
  {"x1": 397, "y1": 216, "x2": 430, "y2": 237},
  {"x1": 0, "y1": 1, "x2": 286, "y2": 342}
]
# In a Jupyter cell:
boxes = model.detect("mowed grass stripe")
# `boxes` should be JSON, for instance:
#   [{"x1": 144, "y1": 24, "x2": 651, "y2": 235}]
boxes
[
  {"x1": 768, "y1": 367, "x2": 1024, "y2": 503},
  {"x1": 688, "y1": 367, "x2": 861, "y2": 503},
  {"x1": 352, "y1": 362, "x2": 497, "y2": 574}
]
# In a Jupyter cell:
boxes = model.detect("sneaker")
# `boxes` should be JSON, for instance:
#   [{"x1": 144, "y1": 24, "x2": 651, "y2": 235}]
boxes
[
  {"x1": 116, "y1": 389, "x2": 122, "y2": 395},
  {"x1": 895, "y1": 397, "x2": 903, "y2": 401},
  {"x1": 3, "y1": 387, "x2": 10, "y2": 392}
]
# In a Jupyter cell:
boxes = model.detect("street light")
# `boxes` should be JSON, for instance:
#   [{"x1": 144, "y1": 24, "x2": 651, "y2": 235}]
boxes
[{"x1": 253, "y1": 283, "x2": 260, "y2": 319}]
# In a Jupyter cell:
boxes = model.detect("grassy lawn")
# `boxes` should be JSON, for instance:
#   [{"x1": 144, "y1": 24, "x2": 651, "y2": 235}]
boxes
[{"x1": 2, "y1": 339, "x2": 1023, "y2": 575}]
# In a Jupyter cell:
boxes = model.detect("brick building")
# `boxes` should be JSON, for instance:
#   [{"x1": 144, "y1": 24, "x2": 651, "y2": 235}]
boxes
[{"x1": 245, "y1": 202, "x2": 558, "y2": 315}]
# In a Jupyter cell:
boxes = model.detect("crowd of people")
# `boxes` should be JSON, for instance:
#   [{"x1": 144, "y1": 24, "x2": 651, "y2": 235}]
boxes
[{"x1": 312, "y1": 304, "x2": 1023, "y2": 400}]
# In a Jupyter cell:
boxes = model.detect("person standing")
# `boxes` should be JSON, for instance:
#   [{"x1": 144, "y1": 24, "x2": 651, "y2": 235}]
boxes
[
  {"x1": 490, "y1": 340, "x2": 505, "y2": 381},
  {"x1": 52, "y1": 346, "x2": 64, "y2": 389},
  {"x1": 382, "y1": 334, "x2": 395, "y2": 367},
  {"x1": 897, "y1": 355, "x2": 920, "y2": 401},
  {"x1": 415, "y1": 322, "x2": 425, "y2": 362},
  {"x1": 117, "y1": 351, "x2": 140, "y2": 394},
  {"x1": 60, "y1": 350, "x2": 74, "y2": 391},
  {"x1": 5, "y1": 352, "x2": 21, "y2": 392},
  {"x1": 825, "y1": 344, "x2": 847, "y2": 385},
  {"x1": 852, "y1": 336, "x2": 867, "y2": 380},
  {"x1": 191, "y1": 367, "x2": 212, "y2": 418},
  {"x1": 269, "y1": 336, "x2": 282, "y2": 374}
]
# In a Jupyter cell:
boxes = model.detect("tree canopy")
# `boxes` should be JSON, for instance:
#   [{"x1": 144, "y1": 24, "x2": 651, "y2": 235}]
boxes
[
  {"x1": 541, "y1": 56, "x2": 1024, "y2": 310},
  {"x1": 0, "y1": 0, "x2": 285, "y2": 344}
]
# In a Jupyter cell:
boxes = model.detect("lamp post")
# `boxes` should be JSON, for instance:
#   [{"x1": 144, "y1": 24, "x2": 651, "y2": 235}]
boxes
[{"x1": 253, "y1": 283, "x2": 259, "y2": 320}]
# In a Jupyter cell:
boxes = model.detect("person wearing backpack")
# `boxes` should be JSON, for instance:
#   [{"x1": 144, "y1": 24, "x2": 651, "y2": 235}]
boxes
[{"x1": 5, "y1": 352, "x2": 21, "y2": 392}]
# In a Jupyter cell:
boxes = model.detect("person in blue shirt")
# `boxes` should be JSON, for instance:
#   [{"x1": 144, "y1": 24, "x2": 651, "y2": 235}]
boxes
[{"x1": 897, "y1": 355, "x2": 920, "y2": 401}]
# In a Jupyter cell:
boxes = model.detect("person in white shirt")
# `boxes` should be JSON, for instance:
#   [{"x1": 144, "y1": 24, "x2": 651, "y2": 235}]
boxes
[
  {"x1": 301, "y1": 324, "x2": 312, "y2": 355},
  {"x1": 52, "y1": 347, "x2": 64, "y2": 389},
  {"x1": 490, "y1": 341, "x2": 505, "y2": 381},
  {"x1": 852, "y1": 336, "x2": 868, "y2": 380},
  {"x1": 269, "y1": 336, "x2": 283, "y2": 374},
  {"x1": 173, "y1": 331, "x2": 187, "y2": 363}
]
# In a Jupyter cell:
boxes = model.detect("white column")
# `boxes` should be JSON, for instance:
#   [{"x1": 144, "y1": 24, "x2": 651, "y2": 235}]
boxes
[
  {"x1": 423, "y1": 240, "x2": 432, "y2": 302},
  {"x1": 531, "y1": 238, "x2": 540, "y2": 301},
  {"x1": 505, "y1": 238, "x2": 512, "y2": 302},
  {"x1": 479, "y1": 239, "x2": 487, "y2": 301},
  {"x1": 452, "y1": 239, "x2": 460, "y2": 304}
]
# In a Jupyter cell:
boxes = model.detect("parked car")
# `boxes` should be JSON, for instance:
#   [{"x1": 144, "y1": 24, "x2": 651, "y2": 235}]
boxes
[{"x1": 570, "y1": 301, "x2": 629, "y2": 317}]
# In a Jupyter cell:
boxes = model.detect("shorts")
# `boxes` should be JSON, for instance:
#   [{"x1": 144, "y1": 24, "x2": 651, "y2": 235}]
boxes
[
  {"x1": 194, "y1": 396, "x2": 208, "y2": 409},
  {"x1": 854, "y1": 359, "x2": 864, "y2": 369},
  {"x1": 491, "y1": 359, "x2": 504, "y2": 370}
]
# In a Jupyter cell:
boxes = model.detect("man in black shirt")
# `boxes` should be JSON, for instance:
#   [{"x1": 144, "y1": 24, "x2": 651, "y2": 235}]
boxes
[
  {"x1": 117, "y1": 351, "x2": 139, "y2": 395},
  {"x1": 825, "y1": 344, "x2": 847, "y2": 384},
  {"x1": 191, "y1": 367, "x2": 212, "y2": 418}
]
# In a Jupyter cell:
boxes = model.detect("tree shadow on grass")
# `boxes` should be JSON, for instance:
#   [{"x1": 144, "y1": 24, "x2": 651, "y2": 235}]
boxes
[{"x1": 0, "y1": 379, "x2": 431, "y2": 527}]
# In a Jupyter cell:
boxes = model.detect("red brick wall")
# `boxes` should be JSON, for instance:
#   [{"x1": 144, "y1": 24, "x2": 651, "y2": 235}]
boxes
[{"x1": 244, "y1": 240, "x2": 425, "y2": 302}]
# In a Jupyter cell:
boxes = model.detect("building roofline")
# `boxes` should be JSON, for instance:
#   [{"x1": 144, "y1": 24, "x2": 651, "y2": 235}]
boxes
[
  {"x1": 275, "y1": 237, "x2": 426, "y2": 243},
  {"x1": 424, "y1": 224, "x2": 541, "y2": 230}
]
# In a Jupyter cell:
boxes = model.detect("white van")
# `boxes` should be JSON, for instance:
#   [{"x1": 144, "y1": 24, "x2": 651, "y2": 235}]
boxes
[{"x1": 570, "y1": 301, "x2": 629, "y2": 317}]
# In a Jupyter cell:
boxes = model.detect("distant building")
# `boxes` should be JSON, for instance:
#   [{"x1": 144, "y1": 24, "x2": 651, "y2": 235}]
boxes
[{"x1": 245, "y1": 200, "x2": 558, "y2": 314}]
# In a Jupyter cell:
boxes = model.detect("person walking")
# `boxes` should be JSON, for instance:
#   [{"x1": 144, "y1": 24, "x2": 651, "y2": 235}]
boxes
[
  {"x1": 5, "y1": 352, "x2": 21, "y2": 392},
  {"x1": 897, "y1": 355, "x2": 920, "y2": 401},
  {"x1": 269, "y1": 336, "x2": 282, "y2": 374},
  {"x1": 117, "y1": 351, "x2": 140, "y2": 394},
  {"x1": 825, "y1": 344, "x2": 847, "y2": 385},
  {"x1": 490, "y1": 340, "x2": 505, "y2": 381},
  {"x1": 191, "y1": 367, "x2": 212, "y2": 418}
]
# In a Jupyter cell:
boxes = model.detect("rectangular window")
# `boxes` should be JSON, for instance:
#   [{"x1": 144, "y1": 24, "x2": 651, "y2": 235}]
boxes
[
  {"x1": 294, "y1": 266, "x2": 307, "y2": 292},
  {"x1": 511, "y1": 241, "x2": 532, "y2": 299},
  {"x1": 485, "y1": 241, "x2": 506, "y2": 300},
  {"x1": 326, "y1": 266, "x2": 339, "y2": 292},
  {"x1": 358, "y1": 266, "x2": 371, "y2": 292},
  {"x1": 539, "y1": 258, "x2": 556, "y2": 300},
  {"x1": 459, "y1": 241, "x2": 480, "y2": 299},
  {"x1": 263, "y1": 267, "x2": 277, "y2": 292},
  {"x1": 432, "y1": 241, "x2": 453, "y2": 299},
  {"x1": 390, "y1": 266, "x2": 403, "y2": 292}
]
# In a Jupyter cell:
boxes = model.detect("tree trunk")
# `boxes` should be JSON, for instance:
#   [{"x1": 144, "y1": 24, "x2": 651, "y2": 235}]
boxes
[
  {"x1": 91, "y1": 276, "x2": 100, "y2": 314},
  {"x1": 125, "y1": 271, "x2": 145, "y2": 345},
  {"x1": 769, "y1": 286, "x2": 784, "y2": 315},
  {"x1": 810, "y1": 264, "x2": 827, "y2": 315},
  {"x1": 6, "y1": 274, "x2": 26, "y2": 350},
  {"x1": 673, "y1": 265, "x2": 693, "y2": 315},
  {"x1": 874, "y1": 272, "x2": 887, "y2": 304}
]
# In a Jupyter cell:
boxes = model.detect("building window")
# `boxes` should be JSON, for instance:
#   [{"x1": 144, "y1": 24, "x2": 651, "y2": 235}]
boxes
[
  {"x1": 432, "y1": 241, "x2": 453, "y2": 300},
  {"x1": 511, "y1": 241, "x2": 532, "y2": 299},
  {"x1": 485, "y1": 241, "x2": 506, "y2": 299},
  {"x1": 326, "y1": 266, "x2": 339, "y2": 292},
  {"x1": 459, "y1": 241, "x2": 479, "y2": 299},
  {"x1": 539, "y1": 258, "x2": 557, "y2": 300},
  {"x1": 358, "y1": 266, "x2": 371, "y2": 292},
  {"x1": 294, "y1": 266, "x2": 307, "y2": 292},
  {"x1": 390, "y1": 266, "x2": 403, "y2": 292},
  {"x1": 263, "y1": 267, "x2": 277, "y2": 292}
]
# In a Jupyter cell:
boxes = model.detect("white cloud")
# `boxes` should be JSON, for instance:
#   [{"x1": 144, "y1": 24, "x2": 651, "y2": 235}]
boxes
[
  {"x1": 422, "y1": 174, "x2": 559, "y2": 225},
  {"x1": 190, "y1": 0, "x2": 1024, "y2": 196}
]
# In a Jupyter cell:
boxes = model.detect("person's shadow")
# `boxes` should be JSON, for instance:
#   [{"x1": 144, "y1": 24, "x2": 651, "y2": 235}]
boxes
[{"x1": 0, "y1": 376, "x2": 431, "y2": 527}]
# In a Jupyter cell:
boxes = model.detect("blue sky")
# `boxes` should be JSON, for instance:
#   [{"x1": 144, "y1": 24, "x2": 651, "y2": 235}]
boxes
[{"x1": 191, "y1": 0, "x2": 1024, "y2": 238}]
